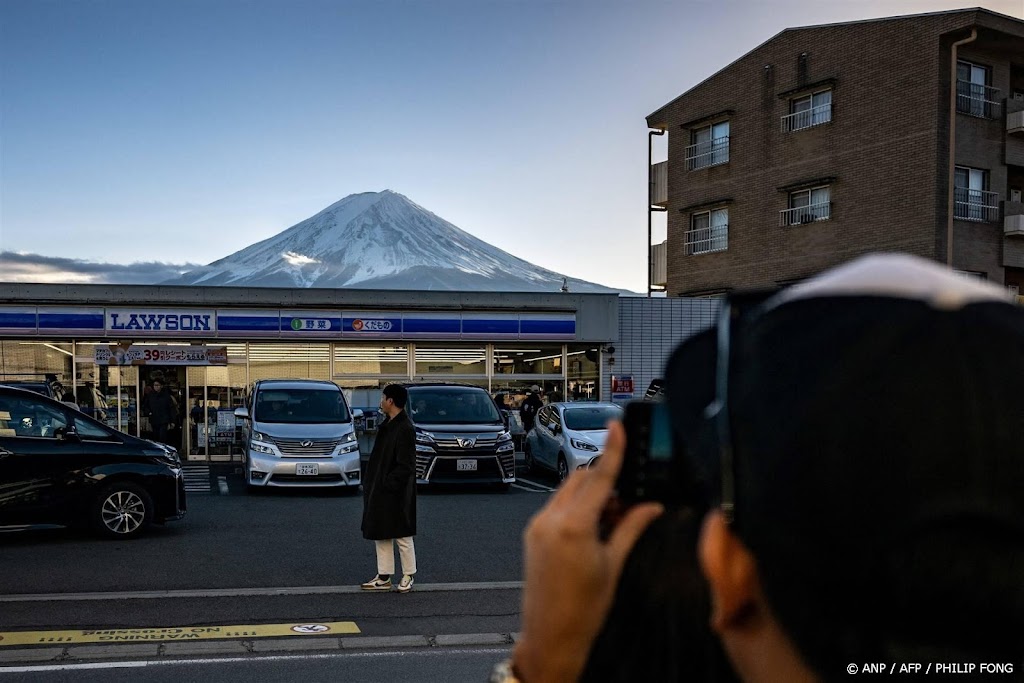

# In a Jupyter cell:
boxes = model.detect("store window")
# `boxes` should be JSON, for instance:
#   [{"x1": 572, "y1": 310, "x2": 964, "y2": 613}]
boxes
[
  {"x1": 567, "y1": 345, "x2": 600, "y2": 401},
  {"x1": 493, "y1": 345, "x2": 563, "y2": 376},
  {"x1": 334, "y1": 343, "x2": 409, "y2": 376},
  {"x1": 413, "y1": 345, "x2": 487, "y2": 376},
  {"x1": 249, "y1": 343, "x2": 330, "y2": 382}
]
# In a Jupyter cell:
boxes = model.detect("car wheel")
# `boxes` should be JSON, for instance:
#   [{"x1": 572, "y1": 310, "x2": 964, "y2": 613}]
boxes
[
  {"x1": 91, "y1": 481, "x2": 153, "y2": 539},
  {"x1": 557, "y1": 454, "x2": 569, "y2": 483},
  {"x1": 523, "y1": 442, "x2": 535, "y2": 474}
]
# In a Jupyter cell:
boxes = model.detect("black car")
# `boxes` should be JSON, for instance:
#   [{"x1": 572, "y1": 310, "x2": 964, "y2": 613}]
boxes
[
  {"x1": 0, "y1": 386, "x2": 186, "y2": 538},
  {"x1": 405, "y1": 383, "x2": 516, "y2": 488}
]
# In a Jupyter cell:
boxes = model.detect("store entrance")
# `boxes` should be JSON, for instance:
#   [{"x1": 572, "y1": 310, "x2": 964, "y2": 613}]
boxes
[{"x1": 138, "y1": 366, "x2": 186, "y2": 454}]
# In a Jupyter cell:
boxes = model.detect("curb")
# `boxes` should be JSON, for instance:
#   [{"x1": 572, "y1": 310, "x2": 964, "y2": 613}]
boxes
[{"x1": 0, "y1": 632, "x2": 520, "y2": 665}]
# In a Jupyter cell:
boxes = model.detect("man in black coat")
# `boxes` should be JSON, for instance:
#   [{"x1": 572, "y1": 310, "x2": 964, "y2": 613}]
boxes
[
  {"x1": 519, "y1": 385, "x2": 544, "y2": 433},
  {"x1": 142, "y1": 379, "x2": 178, "y2": 446},
  {"x1": 361, "y1": 384, "x2": 418, "y2": 593}
]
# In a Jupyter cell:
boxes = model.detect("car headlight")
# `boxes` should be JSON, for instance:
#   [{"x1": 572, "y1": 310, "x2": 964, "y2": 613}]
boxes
[
  {"x1": 341, "y1": 432, "x2": 357, "y2": 443},
  {"x1": 570, "y1": 438, "x2": 600, "y2": 452},
  {"x1": 497, "y1": 431, "x2": 512, "y2": 443},
  {"x1": 251, "y1": 442, "x2": 275, "y2": 455},
  {"x1": 253, "y1": 431, "x2": 271, "y2": 443},
  {"x1": 415, "y1": 430, "x2": 435, "y2": 445}
]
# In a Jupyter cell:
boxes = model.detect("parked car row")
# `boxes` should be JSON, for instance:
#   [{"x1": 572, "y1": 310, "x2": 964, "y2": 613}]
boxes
[
  {"x1": 0, "y1": 384, "x2": 186, "y2": 539},
  {"x1": 0, "y1": 378, "x2": 622, "y2": 539}
]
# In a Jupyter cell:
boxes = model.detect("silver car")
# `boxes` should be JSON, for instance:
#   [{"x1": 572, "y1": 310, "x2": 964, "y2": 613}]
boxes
[
  {"x1": 235, "y1": 379, "x2": 363, "y2": 489},
  {"x1": 524, "y1": 402, "x2": 623, "y2": 481}
]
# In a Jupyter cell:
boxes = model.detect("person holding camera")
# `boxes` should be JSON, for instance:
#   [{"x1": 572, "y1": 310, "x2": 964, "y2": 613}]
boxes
[{"x1": 494, "y1": 254, "x2": 1024, "y2": 683}]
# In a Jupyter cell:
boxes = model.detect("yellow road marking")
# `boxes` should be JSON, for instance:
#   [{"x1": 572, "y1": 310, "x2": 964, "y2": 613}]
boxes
[{"x1": 0, "y1": 621, "x2": 360, "y2": 647}]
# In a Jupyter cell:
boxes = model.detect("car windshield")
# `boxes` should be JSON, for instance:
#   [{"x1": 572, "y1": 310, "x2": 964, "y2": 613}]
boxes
[
  {"x1": 407, "y1": 388, "x2": 502, "y2": 425},
  {"x1": 563, "y1": 406, "x2": 622, "y2": 431},
  {"x1": 254, "y1": 388, "x2": 350, "y2": 424}
]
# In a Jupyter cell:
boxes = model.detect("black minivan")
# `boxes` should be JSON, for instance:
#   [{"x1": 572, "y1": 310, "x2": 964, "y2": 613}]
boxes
[{"x1": 0, "y1": 386, "x2": 186, "y2": 538}]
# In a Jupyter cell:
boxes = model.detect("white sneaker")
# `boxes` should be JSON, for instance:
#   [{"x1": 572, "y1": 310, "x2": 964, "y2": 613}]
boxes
[
  {"x1": 397, "y1": 574, "x2": 415, "y2": 593},
  {"x1": 360, "y1": 575, "x2": 392, "y2": 591}
]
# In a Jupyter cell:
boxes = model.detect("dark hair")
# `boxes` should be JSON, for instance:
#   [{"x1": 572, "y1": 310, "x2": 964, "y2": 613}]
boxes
[
  {"x1": 579, "y1": 508, "x2": 739, "y2": 683},
  {"x1": 382, "y1": 384, "x2": 408, "y2": 409}
]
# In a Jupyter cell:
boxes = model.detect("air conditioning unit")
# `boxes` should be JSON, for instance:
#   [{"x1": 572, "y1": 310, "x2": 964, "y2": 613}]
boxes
[{"x1": 1013, "y1": 92, "x2": 1024, "y2": 101}]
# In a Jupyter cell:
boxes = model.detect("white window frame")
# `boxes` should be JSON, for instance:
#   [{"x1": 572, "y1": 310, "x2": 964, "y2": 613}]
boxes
[
  {"x1": 685, "y1": 207, "x2": 729, "y2": 255},
  {"x1": 956, "y1": 60, "x2": 999, "y2": 119},
  {"x1": 685, "y1": 121, "x2": 730, "y2": 170},
  {"x1": 782, "y1": 89, "x2": 832, "y2": 132},
  {"x1": 780, "y1": 186, "x2": 831, "y2": 226},
  {"x1": 954, "y1": 166, "x2": 998, "y2": 222}
]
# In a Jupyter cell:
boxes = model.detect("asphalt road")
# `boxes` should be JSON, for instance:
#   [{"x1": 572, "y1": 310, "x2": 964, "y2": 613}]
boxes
[
  {"x1": 0, "y1": 466, "x2": 557, "y2": 641},
  {"x1": 0, "y1": 646, "x2": 513, "y2": 683}
]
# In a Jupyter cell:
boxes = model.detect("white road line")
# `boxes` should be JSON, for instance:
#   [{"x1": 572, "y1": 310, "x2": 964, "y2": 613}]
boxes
[
  {"x1": 0, "y1": 647, "x2": 513, "y2": 673},
  {"x1": 217, "y1": 476, "x2": 229, "y2": 495},
  {"x1": 0, "y1": 581, "x2": 525, "y2": 603},
  {"x1": 513, "y1": 477, "x2": 554, "y2": 492},
  {"x1": 182, "y1": 466, "x2": 212, "y2": 493}
]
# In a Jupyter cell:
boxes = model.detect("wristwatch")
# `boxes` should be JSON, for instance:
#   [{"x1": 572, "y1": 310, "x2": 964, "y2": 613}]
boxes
[{"x1": 489, "y1": 658, "x2": 523, "y2": 683}]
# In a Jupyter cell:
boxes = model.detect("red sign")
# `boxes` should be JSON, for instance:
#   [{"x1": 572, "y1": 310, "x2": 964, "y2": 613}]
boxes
[{"x1": 611, "y1": 375, "x2": 634, "y2": 397}]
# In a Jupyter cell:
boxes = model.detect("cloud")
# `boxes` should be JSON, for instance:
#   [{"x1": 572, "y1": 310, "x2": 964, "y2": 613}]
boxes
[{"x1": 0, "y1": 251, "x2": 202, "y2": 284}]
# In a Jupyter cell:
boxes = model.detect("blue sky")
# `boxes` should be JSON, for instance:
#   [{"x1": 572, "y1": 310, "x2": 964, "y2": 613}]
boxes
[{"x1": 1, "y1": 0, "x2": 1022, "y2": 291}]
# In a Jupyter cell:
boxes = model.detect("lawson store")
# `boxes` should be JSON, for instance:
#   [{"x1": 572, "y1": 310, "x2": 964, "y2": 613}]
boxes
[{"x1": 0, "y1": 283, "x2": 623, "y2": 461}]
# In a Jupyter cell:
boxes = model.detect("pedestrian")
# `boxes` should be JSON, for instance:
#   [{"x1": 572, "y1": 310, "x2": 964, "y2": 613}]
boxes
[
  {"x1": 547, "y1": 384, "x2": 563, "y2": 404},
  {"x1": 518, "y1": 385, "x2": 543, "y2": 433},
  {"x1": 496, "y1": 254, "x2": 1024, "y2": 683},
  {"x1": 142, "y1": 379, "x2": 177, "y2": 446},
  {"x1": 360, "y1": 383, "x2": 417, "y2": 593}
]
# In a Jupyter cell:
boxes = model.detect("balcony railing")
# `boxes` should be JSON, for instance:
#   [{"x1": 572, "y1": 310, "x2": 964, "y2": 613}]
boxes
[
  {"x1": 956, "y1": 80, "x2": 1002, "y2": 119},
  {"x1": 651, "y1": 241, "x2": 667, "y2": 286},
  {"x1": 954, "y1": 187, "x2": 1000, "y2": 222},
  {"x1": 781, "y1": 103, "x2": 832, "y2": 132},
  {"x1": 684, "y1": 224, "x2": 728, "y2": 255},
  {"x1": 780, "y1": 202, "x2": 831, "y2": 226},
  {"x1": 685, "y1": 137, "x2": 729, "y2": 171},
  {"x1": 650, "y1": 161, "x2": 668, "y2": 205}
]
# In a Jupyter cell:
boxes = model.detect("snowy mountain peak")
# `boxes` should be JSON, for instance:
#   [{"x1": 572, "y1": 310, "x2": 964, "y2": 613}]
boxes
[{"x1": 162, "y1": 191, "x2": 626, "y2": 292}]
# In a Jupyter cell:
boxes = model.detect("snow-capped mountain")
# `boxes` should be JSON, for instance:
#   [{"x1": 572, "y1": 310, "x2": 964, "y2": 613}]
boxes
[{"x1": 162, "y1": 190, "x2": 627, "y2": 292}]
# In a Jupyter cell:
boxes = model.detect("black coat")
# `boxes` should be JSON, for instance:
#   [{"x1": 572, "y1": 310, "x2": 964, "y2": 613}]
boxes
[
  {"x1": 361, "y1": 410, "x2": 417, "y2": 540},
  {"x1": 144, "y1": 390, "x2": 177, "y2": 427}
]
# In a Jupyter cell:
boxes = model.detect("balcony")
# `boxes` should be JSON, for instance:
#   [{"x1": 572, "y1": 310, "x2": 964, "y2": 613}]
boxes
[
  {"x1": 957, "y1": 80, "x2": 1002, "y2": 119},
  {"x1": 1005, "y1": 201, "x2": 1024, "y2": 236},
  {"x1": 954, "y1": 188, "x2": 1000, "y2": 223},
  {"x1": 684, "y1": 223, "x2": 728, "y2": 255},
  {"x1": 1008, "y1": 96, "x2": 1024, "y2": 136},
  {"x1": 650, "y1": 161, "x2": 668, "y2": 206},
  {"x1": 781, "y1": 103, "x2": 832, "y2": 133},
  {"x1": 685, "y1": 137, "x2": 729, "y2": 171},
  {"x1": 779, "y1": 202, "x2": 831, "y2": 227},
  {"x1": 651, "y1": 241, "x2": 667, "y2": 287}
]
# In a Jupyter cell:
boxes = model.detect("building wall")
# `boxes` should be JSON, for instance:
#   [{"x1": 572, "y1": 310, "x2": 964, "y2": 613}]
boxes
[
  {"x1": 604, "y1": 297, "x2": 719, "y2": 403},
  {"x1": 647, "y1": 10, "x2": 1024, "y2": 294}
]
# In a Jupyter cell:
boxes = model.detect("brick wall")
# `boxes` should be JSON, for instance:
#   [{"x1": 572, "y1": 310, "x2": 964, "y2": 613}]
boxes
[{"x1": 648, "y1": 10, "x2": 1024, "y2": 294}]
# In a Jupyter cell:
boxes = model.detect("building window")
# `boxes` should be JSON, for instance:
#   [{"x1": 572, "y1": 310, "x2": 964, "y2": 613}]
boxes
[
  {"x1": 686, "y1": 208, "x2": 728, "y2": 255},
  {"x1": 780, "y1": 186, "x2": 831, "y2": 226},
  {"x1": 956, "y1": 60, "x2": 1000, "y2": 119},
  {"x1": 685, "y1": 121, "x2": 729, "y2": 170},
  {"x1": 782, "y1": 89, "x2": 832, "y2": 132},
  {"x1": 954, "y1": 166, "x2": 998, "y2": 222}
]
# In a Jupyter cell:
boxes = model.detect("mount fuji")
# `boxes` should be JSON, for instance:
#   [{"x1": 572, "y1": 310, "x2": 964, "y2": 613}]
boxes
[{"x1": 162, "y1": 190, "x2": 627, "y2": 293}]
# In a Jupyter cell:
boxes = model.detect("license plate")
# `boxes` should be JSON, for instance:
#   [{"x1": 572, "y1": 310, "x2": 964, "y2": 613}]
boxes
[
  {"x1": 456, "y1": 459, "x2": 478, "y2": 471},
  {"x1": 296, "y1": 464, "x2": 319, "y2": 476}
]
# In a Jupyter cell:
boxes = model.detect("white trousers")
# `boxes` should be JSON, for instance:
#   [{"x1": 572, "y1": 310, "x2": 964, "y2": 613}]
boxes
[{"x1": 375, "y1": 537, "x2": 416, "y2": 576}]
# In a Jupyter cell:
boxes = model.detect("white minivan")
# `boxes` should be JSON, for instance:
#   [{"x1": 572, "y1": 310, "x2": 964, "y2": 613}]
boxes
[{"x1": 235, "y1": 379, "x2": 362, "y2": 489}]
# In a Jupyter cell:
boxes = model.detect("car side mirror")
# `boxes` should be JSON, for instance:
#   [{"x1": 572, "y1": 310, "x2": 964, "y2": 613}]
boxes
[
  {"x1": 352, "y1": 408, "x2": 364, "y2": 420},
  {"x1": 234, "y1": 407, "x2": 250, "y2": 420},
  {"x1": 57, "y1": 425, "x2": 81, "y2": 443}
]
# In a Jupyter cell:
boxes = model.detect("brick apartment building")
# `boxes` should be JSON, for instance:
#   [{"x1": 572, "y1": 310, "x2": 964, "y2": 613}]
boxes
[{"x1": 646, "y1": 8, "x2": 1024, "y2": 297}]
